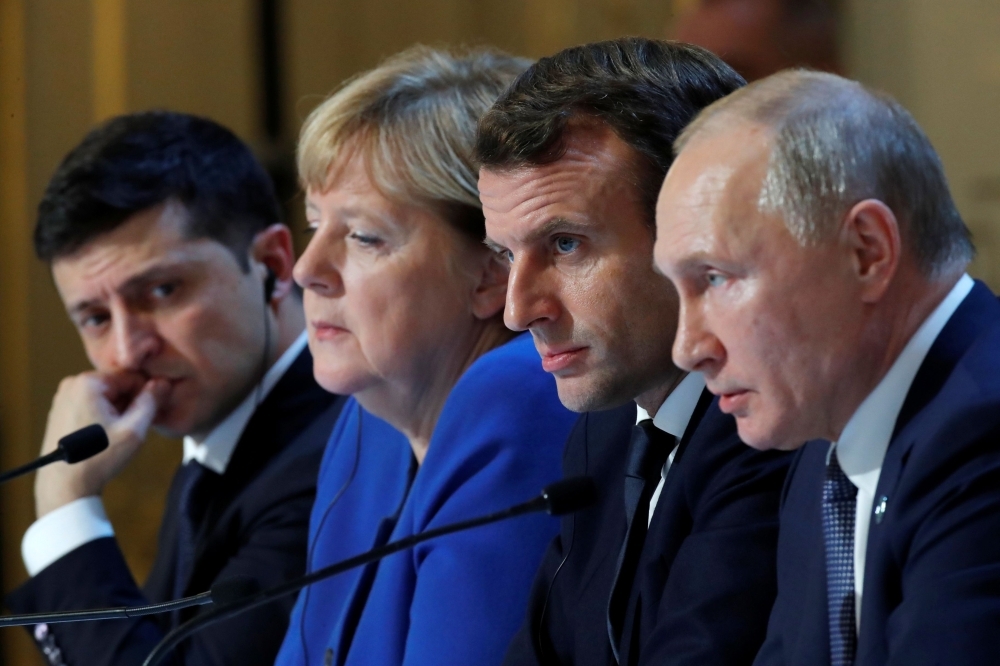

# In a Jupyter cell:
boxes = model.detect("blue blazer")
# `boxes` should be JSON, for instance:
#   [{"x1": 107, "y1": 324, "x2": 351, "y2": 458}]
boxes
[
  {"x1": 275, "y1": 333, "x2": 578, "y2": 666},
  {"x1": 755, "y1": 280, "x2": 1000, "y2": 666},
  {"x1": 504, "y1": 392, "x2": 791, "y2": 666}
]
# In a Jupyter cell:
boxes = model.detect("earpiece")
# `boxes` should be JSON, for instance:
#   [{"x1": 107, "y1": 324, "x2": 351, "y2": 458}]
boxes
[{"x1": 263, "y1": 267, "x2": 277, "y2": 304}]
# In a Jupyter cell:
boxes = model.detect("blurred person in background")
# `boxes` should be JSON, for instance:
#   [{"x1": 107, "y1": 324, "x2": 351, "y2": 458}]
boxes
[
  {"x1": 273, "y1": 46, "x2": 577, "y2": 666},
  {"x1": 673, "y1": 0, "x2": 840, "y2": 81},
  {"x1": 6, "y1": 112, "x2": 346, "y2": 666},
  {"x1": 478, "y1": 38, "x2": 791, "y2": 666},
  {"x1": 656, "y1": 70, "x2": 1000, "y2": 666}
]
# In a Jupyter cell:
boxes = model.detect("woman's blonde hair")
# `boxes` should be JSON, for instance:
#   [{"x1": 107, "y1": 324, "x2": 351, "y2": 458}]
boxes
[{"x1": 298, "y1": 45, "x2": 531, "y2": 240}]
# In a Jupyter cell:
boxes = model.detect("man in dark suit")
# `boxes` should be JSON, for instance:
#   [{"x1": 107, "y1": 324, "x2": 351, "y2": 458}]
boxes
[
  {"x1": 477, "y1": 38, "x2": 791, "y2": 666},
  {"x1": 6, "y1": 112, "x2": 345, "y2": 665},
  {"x1": 655, "y1": 70, "x2": 1000, "y2": 665}
]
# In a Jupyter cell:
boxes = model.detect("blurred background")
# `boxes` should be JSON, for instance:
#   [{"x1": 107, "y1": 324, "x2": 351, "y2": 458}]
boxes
[{"x1": 1, "y1": 0, "x2": 998, "y2": 662}]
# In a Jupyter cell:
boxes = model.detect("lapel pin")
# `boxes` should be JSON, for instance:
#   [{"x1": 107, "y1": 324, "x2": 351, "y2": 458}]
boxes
[{"x1": 874, "y1": 496, "x2": 888, "y2": 524}]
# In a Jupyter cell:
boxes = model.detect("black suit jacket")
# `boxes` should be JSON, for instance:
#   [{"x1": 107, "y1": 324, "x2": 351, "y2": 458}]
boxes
[
  {"x1": 7, "y1": 348, "x2": 345, "y2": 666},
  {"x1": 504, "y1": 390, "x2": 791, "y2": 666},
  {"x1": 754, "y1": 281, "x2": 1000, "y2": 666}
]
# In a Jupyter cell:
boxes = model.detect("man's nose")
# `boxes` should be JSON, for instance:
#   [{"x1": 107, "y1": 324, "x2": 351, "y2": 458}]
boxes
[
  {"x1": 672, "y1": 300, "x2": 725, "y2": 374},
  {"x1": 294, "y1": 230, "x2": 343, "y2": 297},
  {"x1": 112, "y1": 313, "x2": 161, "y2": 370},
  {"x1": 504, "y1": 257, "x2": 559, "y2": 332}
]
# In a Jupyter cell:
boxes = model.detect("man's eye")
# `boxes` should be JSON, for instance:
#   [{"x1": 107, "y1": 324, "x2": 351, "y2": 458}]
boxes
[
  {"x1": 151, "y1": 282, "x2": 178, "y2": 299},
  {"x1": 554, "y1": 237, "x2": 580, "y2": 254},
  {"x1": 81, "y1": 313, "x2": 110, "y2": 329},
  {"x1": 706, "y1": 273, "x2": 727, "y2": 287},
  {"x1": 502, "y1": 249, "x2": 514, "y2": 263}
]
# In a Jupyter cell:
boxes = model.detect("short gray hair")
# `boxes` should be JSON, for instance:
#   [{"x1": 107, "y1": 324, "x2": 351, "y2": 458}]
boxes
[{"x1": 675, "y1": 70, "x2": 974, "y2": 276}]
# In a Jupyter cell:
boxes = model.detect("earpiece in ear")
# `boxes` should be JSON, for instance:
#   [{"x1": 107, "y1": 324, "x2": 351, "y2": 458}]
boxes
[{"x1": 263, "y1": 267, "x2": 277, "y2": 304}]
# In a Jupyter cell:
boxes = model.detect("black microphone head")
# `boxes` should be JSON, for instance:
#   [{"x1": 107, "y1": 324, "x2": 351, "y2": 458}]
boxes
[
  {"x1": 541, "y1": 476, "x2": 598, "y2": 516},
  {"x1": 58, "y1": 424, "x2": 109, "y2": 464},
  {"x1": 211, "y1": 576, "x2": 261, "y2": 607}
]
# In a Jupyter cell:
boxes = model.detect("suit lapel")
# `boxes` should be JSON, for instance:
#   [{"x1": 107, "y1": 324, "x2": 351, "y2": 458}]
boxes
[
  {"x1": 612, "y1": 389, "x2": 715, "y2": 664},
  {"x1": 182, "y1": 347, "x2": 336, "y2": 597},
  {"x1": 859, "y1": 281, "x2": 1000, "y2": 658}
]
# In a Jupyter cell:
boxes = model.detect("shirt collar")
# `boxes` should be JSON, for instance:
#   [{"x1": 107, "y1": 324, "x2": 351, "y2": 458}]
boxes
[
  {"x1": 635, "y1": 371, "x2": 707, "y2": 438},
  {"x1": 834, "y1": 274, "x2": 974, "y2": 494},
  {"x1": 182, "y1": 330, "x2": 309, "y2": 474}
]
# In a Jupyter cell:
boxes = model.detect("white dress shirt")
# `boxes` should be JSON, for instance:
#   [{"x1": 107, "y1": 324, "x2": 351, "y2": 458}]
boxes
[
  {"x1": 636, "y1": 371, "x2": 707, "y2": 527},
  {"x1": 21, "y1": 331, "x2": 309, "y2": 576},
  {"x1": 832, "y1": 273, "x2": 973, "y2": 629}
]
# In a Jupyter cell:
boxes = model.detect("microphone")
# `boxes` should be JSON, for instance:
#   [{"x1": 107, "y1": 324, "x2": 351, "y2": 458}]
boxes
[
  {"x1": 0, "y1": 577, "x2": 259, "y2": 628},
  {"x1": 140, "y1": 476, "x2": 598, "y2": 666},
  {"x1": 0, "y1": 424, "x2": 109, "y2": 485}
]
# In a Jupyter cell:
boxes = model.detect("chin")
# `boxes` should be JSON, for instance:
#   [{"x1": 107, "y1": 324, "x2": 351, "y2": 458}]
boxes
[
  {"x1": 312, "y1": 365, "x2": 371, "y2": 397},
  {"x1": 554, "y1": 375, "x2": 630, "y2": 414},
  {"x1": 735, "y1": 414, "x2": 808, "y2": 451}
]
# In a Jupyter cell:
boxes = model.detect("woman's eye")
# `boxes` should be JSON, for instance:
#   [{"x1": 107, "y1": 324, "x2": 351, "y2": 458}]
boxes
[
  {"x1": 706, "y1": 273, "x2": 727, "y2": 287},
  {"x1": 348, "y1": 231, "x2": 383, "y2": 247},
  {"x1": 554, "y1": 237, "x2": 580, "y2": 254}
]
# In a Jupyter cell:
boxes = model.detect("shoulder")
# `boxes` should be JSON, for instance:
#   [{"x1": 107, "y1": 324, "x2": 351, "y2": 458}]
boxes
[
  {"x1": 681, "y1": 397, "x2": 792, "y2": 519},
  {"x1": 562, "y1": 403, "x2": 634, "y2": 477},
  {"x1": 438, "y1": 333, "x2": 577, "y2": 441},
  {"x1": 412, "y1": 334, "x2": 577, "y2": 519}
]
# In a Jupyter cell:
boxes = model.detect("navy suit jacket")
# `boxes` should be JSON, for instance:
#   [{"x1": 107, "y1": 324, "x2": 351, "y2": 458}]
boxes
[
  {"x1": 755, "y1": 280, "x2": 1000, "y2": 666},
  {"x1": 275, "y1": 333, "x2": 578, "y2": 666},
  {"x1": 504, "y1": 390, "x2": 792, "y2": 666},
  {"x1": 7, "y1": 348, "x2": 345, "y2": 666}
]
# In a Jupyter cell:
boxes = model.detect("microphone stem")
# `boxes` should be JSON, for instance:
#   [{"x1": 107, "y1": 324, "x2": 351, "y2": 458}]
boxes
[
  {"x1": 142, "y1": 495, "x2": 549, "y2": 666},
  {"x1": 0, "y1": 450, "x2": 64, "y2": 485},
  {"x1": 0, "y1": 592, "x2": 214, "y2": 628}
]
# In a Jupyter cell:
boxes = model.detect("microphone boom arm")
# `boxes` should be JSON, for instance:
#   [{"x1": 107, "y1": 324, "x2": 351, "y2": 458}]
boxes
[{"x1": 143, "y1": 474, "x2": 600, "y2": 666}]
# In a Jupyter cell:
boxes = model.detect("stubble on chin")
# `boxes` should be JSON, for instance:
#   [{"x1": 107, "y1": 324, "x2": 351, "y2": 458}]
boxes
[{"x1": 554, "y1": 370, "x2": 644, "y2": 413}]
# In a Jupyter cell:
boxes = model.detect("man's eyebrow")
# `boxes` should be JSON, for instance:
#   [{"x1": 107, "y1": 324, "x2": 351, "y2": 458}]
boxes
[
  {"x1": 67, "y1": 260, "x2": 196, "y2": 315},
  {"x1": 483, "y1": 237, "x2": 507, "y2": 254}
]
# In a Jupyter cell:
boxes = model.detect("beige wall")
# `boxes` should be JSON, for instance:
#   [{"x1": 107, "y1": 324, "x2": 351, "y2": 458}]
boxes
[
  {"x1": 843, "y1": 0, "x2": 1000, "y2": 286},
  {"x1": 1, "y1": 1, "x2": 998, "y2": 664}
]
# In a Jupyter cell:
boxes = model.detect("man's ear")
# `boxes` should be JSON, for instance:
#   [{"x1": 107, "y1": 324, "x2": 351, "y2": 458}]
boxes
[
  {"x1": 470, "y1": 251, "x2": 510, "y2": 321},
  {"x1": 842, "y1": 198, "x2": 901, "y2": 304},
  {"x1": 249, "y1": 224, "x2": 296, "y2": 302}
]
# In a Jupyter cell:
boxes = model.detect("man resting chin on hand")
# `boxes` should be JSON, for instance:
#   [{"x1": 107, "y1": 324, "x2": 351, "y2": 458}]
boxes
[{"x1": 7, "y1": 111, "x2": 345, "y2": 666}]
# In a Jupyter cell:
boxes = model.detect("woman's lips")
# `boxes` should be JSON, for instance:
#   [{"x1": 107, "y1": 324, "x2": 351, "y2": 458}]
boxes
[
  {"x1": 311, "y1": 321, "x2": 349, "y2": 341},
  {"x1": 541, "y1": 347, "x2": 588, "y2": 373}
]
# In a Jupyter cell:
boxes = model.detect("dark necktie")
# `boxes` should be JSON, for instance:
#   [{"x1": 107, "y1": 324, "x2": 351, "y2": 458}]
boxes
[
  {"x1": 823, "y1": 449, "x2": 858, "y2": 666},
  {"x1": 173, "y1": 461, "x2": 213, "y2": 602},
  {"x1": 607, "y1": 419, "x2": 676, "y2": 663}
]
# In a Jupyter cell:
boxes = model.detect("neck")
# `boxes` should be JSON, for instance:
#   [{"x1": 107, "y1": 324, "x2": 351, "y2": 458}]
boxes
[
  {"x1": 361, "y1": 320, "x2": 515, "y2": 465},
  {"x1": 267, "y1": 295, "x2": 307, "y2": 367},
  {"x1": 634, "y1": 365, "x2": 688, "y2": 416},
  {"x1": 828, "y1": 267, "x2": 963, "y2": 441}
]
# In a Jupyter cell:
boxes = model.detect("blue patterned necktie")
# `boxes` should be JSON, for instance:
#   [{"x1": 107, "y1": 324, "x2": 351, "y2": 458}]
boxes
[{"x1": 823, "y1": 449, "x2": 858, "y2": 666}]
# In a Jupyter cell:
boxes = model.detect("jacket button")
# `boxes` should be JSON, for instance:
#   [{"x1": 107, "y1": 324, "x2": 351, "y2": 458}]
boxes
[{"x1": 324, "y1": 647, "x2": 334, "y2": 666}]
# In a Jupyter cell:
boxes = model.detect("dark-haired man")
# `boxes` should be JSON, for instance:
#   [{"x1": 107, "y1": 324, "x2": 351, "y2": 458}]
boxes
[
  {"x1": 477, "y1": 38, "x2": 791, "y2": 666},
  {"x1": 6, "y1": 112, "x2": 345, "y2": 666}
]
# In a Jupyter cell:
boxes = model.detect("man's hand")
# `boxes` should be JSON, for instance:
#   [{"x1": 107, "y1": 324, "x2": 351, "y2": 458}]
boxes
[{"x1": 34, "y1": 372, "x2": 169, "y2": 518}]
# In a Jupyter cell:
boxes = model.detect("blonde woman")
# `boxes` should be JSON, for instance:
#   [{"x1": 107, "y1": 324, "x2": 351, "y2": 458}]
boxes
[{"x1": 273, "y1": 47, "x2": 577, "y2": 666}]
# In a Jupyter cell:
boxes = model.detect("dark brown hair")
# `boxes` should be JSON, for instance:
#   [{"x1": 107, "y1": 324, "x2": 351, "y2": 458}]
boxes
[{"x1": 475, "y1": 38, "x2": 746, "y2": 223}]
